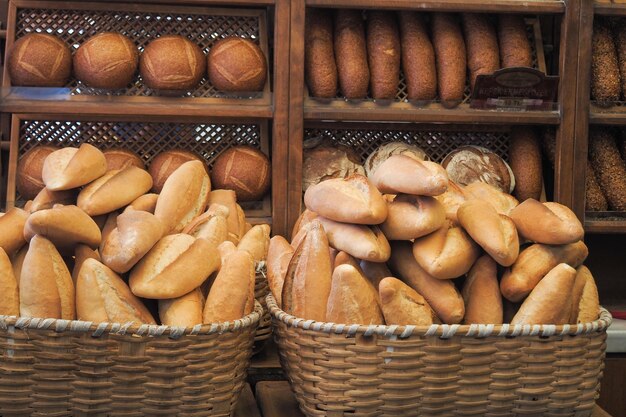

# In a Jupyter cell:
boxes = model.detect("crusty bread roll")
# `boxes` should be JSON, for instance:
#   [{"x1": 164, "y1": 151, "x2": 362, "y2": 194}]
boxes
[
  {"x1": 411, "y1": 220, "x2": 480, "y2": 279},
  {"x1": 366, "y1": 11, "x2": 401, "y2": 100},
  {"x1": 8, "y1": 33, "x2": 71, "y2": 87},
  {"x1": 125, "y1": 193, "x2": 159, "y2": 214},
  {"x1": 129, "y1": 234, "x2": 220, "y2": 299},
  {"x1": 360, "y1": 260, "x2": 392, "y2": 290},
  {"x1": 380, "y1": 194, "x2": 446, "y2": 240},
  {"x1": 207, "y1": 37, "x2": 267, "y2": 92},
  {"x1": 210, "y1": 146, "x2": 270, "y2": 202},
  {"x1": 77, "y1": 166, "x2": 153, "y2": 216},
  {"x1": 509, "y1": 128, "x2": 543, "y2": 202},
  {"x1": 317, "y1": 217, "x2": 390, "y2": 262},
  {"x1": 267, "y1": 236, "x2": 294, "y2": 307},
  {"x1": 16, "y1": 145, "x2": 57, "y2": 200},
  {"x1": 11, "y1": 246, "x2": 28, "y2": 290},
  {"x1": 0, "y1": 248, "x2": 19, "y2": 316},
  {"x1": 370, "y1": 155, "x2": 448, "y2": 196},
  {"x1": 379, "y1": 277, "x2": 437, "y2": 326},
  {"x1": 364, "y1": 142, "x2": 428, "y2": 178},
  {"x1": 159, "y1": 288, "x2": 204, "y2": 327},
  {"x1": 577, "y1": 266, "x2": 600, "y2": 323},
  {"x1": 509, "y1": 199, "x2": 584, "y2": 245},
  {"x1": 457, "y1": 200, "x2": 519, "y2": 267},
  {"x1": 334, "y1": 10, "x2": 369, "y2": 99},
  {"x1": 432, "y1": 13, "x2": 466, "y2": 107},
  {"x1": 206, "y1": 190, "x2": 245, "y2": 244},
  {"x1": 237, "y1": 224, "x2": 271, "y2": 263},
  {"x1": 498, "y1": 15, "x2": 532, "y2": 68},
  {"x1": 0, "y1": 207, "x2": 29, "y2": 256},
  {"x1": 398, "y1": 12, "x2": 437, "y2": 101},
  {"x1": 155, "y1": 160, "x2": 211, "y2": 234},
  {"x1": 203, "y1": 250, "x2": 255, "y2": 323},
  {"x1": 326, "y1": 264, "x2": 384, "y2": 324},
  {"x1": 148, "y1": 149, "x2": 204, "y2": 194},
  {"x1": 183, "y1": 204, "x2": 229, "y2": 247},
  {"x1": 333, "y1": 251, "x2": 362, "y2": 271},
  {"x1": 433, "y1": 180, "x2": 468, "y2": 224},
  {"x1": 500, "y1": 240, "x2": 588, "y2": 302},
  {"x1": 20, "y1": 235, "x2": 75, "y2": 319},
  {"x1": 77, "y1": 258, "x2": 155, "y2": 324},
  {"x1": 30, "y1": 188, "x2": 76, "y2": 212},
  {"x1": 388, "y1": 240, "x2": 464, "y2": 324},
  {"x1": 304, "y1": 174, "x2": 387, "y2": 225},
  {"x1": 462, "y1": 13, "x2": 500, "y2": 91},
  {"x1": 282, "y1": 220, "x2": 332, "y2": 321},
  {"x1": 511, "y1": 263, "x2": 576, "y2": 325},
  {"x1": 99, "y1": 212, "x2": 118, "y2": 254},
  {"x1": 72, "y1": 244, "x2": 100, "y2": 285},
  {"x1": 305, "y1": 8, "x2": 338, "y2": 98},
  {"x1": 464, "y1": 181, "x2": 519, "y2": 216},
  {"x1": 291, "y1": 209, "x2": 319, "y2": 239},
  {"x1": 569, "y1": 265, "x2": 589, "y2": 323},
  {"x1": 42, "y1": 144, "x2": 107, "y2": 191},
  {"x1": 462, "y1": 255, "x2": 502, "y2": 324},
  {"x1": 101, "y1": 209, "x2": 164, "y2": 274},
  {"x1": 442, "y1": 146, "x2": 515, "y2": 194}
]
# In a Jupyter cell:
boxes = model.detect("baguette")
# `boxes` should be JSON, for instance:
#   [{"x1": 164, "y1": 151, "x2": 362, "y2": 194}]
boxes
[
  {"x1": 305, "y1": 8, "x2": 337, "y2": 98},
  {"x1": 72, "y1": 244, "x2": 100, "y2": 285},
  {"x1": 381, "y1": 194, "x2": 446, "y2": 240},
  {"x1": 206, "y1": 190, "x2": 245, "y2": 244},
  {"x1": 125, "y1": 193, "x2": 159, "y2": 213},
  {"x1": 42, "y1": 143, "x2": 107, "y2": 191},
  {"x1": 398, "y1": 12, "x2": 437, "y2": 101},
  {"x1": 0, "y1": 248, "x2": 19, "y2": 316},
  {"x1": 159, "y1": 288, "x2": 204, "y2": 327},
  {"x1": 334, "y1": 10, "x2": 369, "y2": 99},
  {"x1": 509, "y1": 128, "x2": 543, "y2": 202},
  {"x1": 498, "y1": 15, "x2": 532, "y2": 68},
  {"x1": 360, "y1": 260, "x2": 392, "y2": 290},
  {"x1": 370, "y1": 155, "x2": 448, "y2": 196},
  {"x1": 30, "y1": 188, "x2": 76, "y2": 212},
  {"x1": 509, "y1": 199, "x2": 584, "y2": 245},
  {"x1": 462, "y1": 13, "x2": 499, "y2": 91},
  {"x1": 237, "y1": 224, "x2": 271, "y2": 263},
  {"x1": 432, "y1": 13, "x2": 467, "y2": 107},
  {"x1": 183, "y1": 203, "x2": 229, "y2": 247},
  {"x1": 317, "y1": 217, "x2": 390, "y2": 262},
  {"x1": 462, "y1": 255, "x2": 503, "y2": 324},
  {"x1": 0, "y1": 207, "x2": 29, "y2": 256},
  {"x1": 267, "y1": 236, "x2": 294, "y2": 307},
  {"x1": 577, "y1": 266, "x2": 600, "y2": 323},
  {"x1": 366, "y1": 11, "x2": 401, "y2": 99},
  {"x1": 218, "y1": 240, "x2": 237, "y2": 265},
  {"x1": 326, "y1": 264, "x2": 384, "y2": 324},
  {"x1": 379, "y1": 277, "x2": 437, "y2": 326}
]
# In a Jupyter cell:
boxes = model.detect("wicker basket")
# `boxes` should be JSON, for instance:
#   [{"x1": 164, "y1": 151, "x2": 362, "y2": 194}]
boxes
[
  {"x1": 267, "y1": 294, "x2": 612, "y2": 417},
  {"x1": 253, "y1": 262, "x2": 272, "y2": 354},
  {"x1": 0, "y1": 302, "x2": 263, "y2": 417}
]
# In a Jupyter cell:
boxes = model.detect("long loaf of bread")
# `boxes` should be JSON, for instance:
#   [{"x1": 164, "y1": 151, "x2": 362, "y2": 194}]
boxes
[
  {"x1": 366, "y1": 11, "x2": 401, "y2": 100},
  {"x1": 462, "y1": 13, "x2": 499, "y2": 91},
  {"x1": 305, "y1": 9, "x2": 337, "y2": 98},
  {"x1": 585, "y1": 161, "x2": 608, "y2": 211},
  {"x1": 509, "y1": 127, "x2": 543, "y2": 202},
  {"x1": 497, "y1": 15, "x2": 532, "y2": 68},
  {"x1": 591, "y1": 21, "x2": 621, "y2": 103},
  {"x1": 334, "y1": 10, "x2": 369, "y2": 99},
  {"x1": 398, "y1": 12, "x2": 436, "y2": 100},
  {"x1": 432, "y1": 13, "x2": 466, "y2": 107},
  {"x1": 589, "y1": 128, "x2": 626, "y2": 210}
]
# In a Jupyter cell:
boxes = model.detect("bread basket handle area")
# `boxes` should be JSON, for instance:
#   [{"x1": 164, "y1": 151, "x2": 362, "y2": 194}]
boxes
[
  {"x1": 0, "y1": 300, "x2": 263, "y2": 339},
  {"x1": 266, "y1": 294, "x2": 612, "y2": 339}
]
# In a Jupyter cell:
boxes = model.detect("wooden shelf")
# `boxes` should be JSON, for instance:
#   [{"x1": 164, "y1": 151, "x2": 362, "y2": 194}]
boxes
[
  {"x1": 585, "y1": 214, "x2": 626, "y2": 233},
  {"x1": 595, "y1": 2, "x2": 626, "y2": 16},
  {"x1": 97, "y1": 0, "x2": 276, "y2": 5},
  {"x1": 305, "y1": 0, "x2": 565, "y2": 13},
  {"x1": 590, "y1": 108, "x2": 626, "y2": 125}
]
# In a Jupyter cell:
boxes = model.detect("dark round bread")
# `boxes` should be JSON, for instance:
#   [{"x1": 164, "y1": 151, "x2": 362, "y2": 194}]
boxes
[
  {"x1": 211, "y1": 146, "x2": 271, "y2": 201},
  {"x1": 8, "y1": 33, "x2": 72, "y2": 87},
  {"x1": 140, "y1": 35, "x2": 206, "y2": 91},
  {"x1": 207, "y1": 37, "x2": 267, "y2": 92},
  {"x1": 16, "y1": 145, "x2": 58, "y2": 200},
  {"x1": 148, "y1": 149, "x2": 205, "y2": 193},
  {"x1": 74, "y1": 32, "x2": 138, "y2": 89},
  {"x1": 102, "y1": 148, "x2": 145, "y2": 171},
  {"x1": 442, "y1": 146, "x2": 515, "y2": 194}
]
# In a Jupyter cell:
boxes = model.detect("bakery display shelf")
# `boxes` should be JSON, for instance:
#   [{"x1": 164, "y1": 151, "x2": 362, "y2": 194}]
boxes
[
  {"x1": 98, "y1": 0, "x2": 276, "y2": 5},
  {"x1": 0, "y1": 1, "x2": 273, "y2": 118},
  {"x1": 595, "y1": 1, "x2": 626, "y2": 16},
  {"x1": 590, "y1": 105, "x2": 626, "y2": 125},
  {"x1": 585, "y1": 212, "x2": 626, "y2": 233}
]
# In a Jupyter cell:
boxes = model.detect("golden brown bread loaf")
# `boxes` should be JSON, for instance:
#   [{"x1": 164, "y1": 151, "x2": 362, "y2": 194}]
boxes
[
  {"x1": 509, "y1": 127, "x2": 543, "y2": 202},
  {"x1": 366, "y1": 11, "x2": 401, "y2": 100},
  {"x1": 99, "y1": 212, "x2": 118, "y2": 254},
  {"x1": 591, "y1": 21, "x2": 621, "y2": 103},
  {"x1": 102, "y1": 148, "x2": 145, "y2": 171},
  {"x1": 30, "y1": 188, "x2": 77, "y2": 212},
  {"x1": 497, "y1": 15, "x2": 533, "y2": 68},
  {"x1": 464, "y1": 182, "x2": 519, "y2": 216},
  {"x1": 267, "y1": 236, "x2": 294, "y2": 307},
  {"x1": 148, "y1": 149, "x2": 204, "y2": 193},
  {"x1": 442, "y1": 146, "x2": 515, "y2": 194},
  {"x1": 576, "y1": 266, "x2": 600, "y2": 323},
  {"x1": 291, "y1": 209, "x2": 319, "y2": 239},
  {"x1": 183, "y1": 204, "x2": 229, "y2": 248},
  {"x1": 72, "y1": 244, "x2": 100, "y2": 285},
  {"x1": 379, "y1": 277, "x2": 437, "y2": 326},
  {"x1": 11, "y1": 246, "x2": 27, "y2": 290},
  {"x1": 585, "y1": 161, "x2": 609, "y2": 211},
  {"x1": 8, "y1": 33, "x2": 72, "y2": 87},
  {"x1": 317, "y1": 217, "x2": 390, "y2": 262},
  {"x1": 370, "y1": 155, "x2": 449, "y2": 196},
  {"x1": 237, "y1": 224, "x2": 271, "y2": 263},
  {"x1": 433, "y1": 180, "x2": 468, "y2": 224},
  {"x1": 305, "y1": 8, "x2": 338, "y2": 98},
  {"x1": 126, "y1": 193, "x2": 159, "y2": 214},
  {"x1": 0, "y1": 207, "x2": 29, "y2": 256},
  {"x1": 42, "y1": 144, "x2": 108, "y2": 191},
  {"x1": 303, "y1": 141, "x2": 365, "y2": 192},
  {"x1": 140, "y1": 35, "x2": 206, "y2": 90},
  {"x1": 364, "y1": 142, "x2": 428, "y2": 178},
  {"x1": 589, "y1": 128, "x2": 626, "y2": 211},
  {"x1": 462, "y1": 256, "x2": 503, "y2": 324},
  {"x1": 77, "y1": 258, "x2": 155, "y2": 324},
  {"x1": 509, "y1": 199, "x2": 584, "y2": 245},
  {"x1": 207, "y1": 37, "x2": 267, "y2": 92},
  {"x1": 20, "y1": 235, "x2": 75, "y2": 320},
  {"x1": 74, "y1": 32, "x2": 138, "y2": 89},
  {"x1": 380, "y1": 194, "x2": 446, "y2": 240},
  {"x1": 210, "y1": 146, "x2": 271, "y2": 202},
  {"x1": 0, "y1": 248, "x2": 19, "y2": 316},
  {"x1": 334, "y1": 10, "x2": 369, "y2": 99},
  {"x1": 16, "y1": 145, "x2": 57, "y2": 200},
  {"x1": 431, "y1": 13, "x2": 467, "y2": 107},
  {"x1": 398, "y1": 12, "x2": 437, "y2": 101},
  {"x1": 500, "y1": 240, "x2": 588, "y2": 302},
  {"x1": 569, "y1": 265, "x2": 589, "y2": 323},
  {"x1": 333, "y1": 251, "x2": 363, "y2": 271},
  {"x1": 326, "y1": 264, "x2": 384, "y2": 324},
  {"x1": 206, "y1": 190, "x2": 245, "y2": 244},
  {"x1": 159, "y1": 288, "x2": 204, "y2": 327},
  {"x1": 462, "y1": 13, "x2": 500, "y2": 90}
]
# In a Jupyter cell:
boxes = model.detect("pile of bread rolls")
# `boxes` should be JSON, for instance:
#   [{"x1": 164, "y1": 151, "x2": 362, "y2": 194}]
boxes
[
  {"x1": 268, "y1": 155, "x2": 600, "y2": 326},
  {"x1": 8, "y1": 32, "x2": 267, "y2": 92},
  {"x1": 306, "y1": 10, "x2": 533, "y2": 107},
  {"x1": 0, "y1": 143, "x2": 272, "y2": 327}
]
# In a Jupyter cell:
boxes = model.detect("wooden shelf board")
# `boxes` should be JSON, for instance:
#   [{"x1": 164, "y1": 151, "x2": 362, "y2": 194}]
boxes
[
  {"x1": 99, "y1": 0, "x2": 276, "y2": 4},
  {"x1": 590, "y1": 109, "x2": 626, "y2": 125},
  {"x1": 595, "y1": 2, "x2": 626, "y2": 16},
  {"x1": 305, "y1": 0, "x2": 565, "y2": 13},
  {"x1": 585, "y1": 216, "x2": 626, "y2": 234}
]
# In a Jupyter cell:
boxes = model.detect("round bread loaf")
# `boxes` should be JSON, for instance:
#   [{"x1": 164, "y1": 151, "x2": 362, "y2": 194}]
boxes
[
  {"x1": 442, "y1": 145, "x2": 515, "y2": 193},
  {"x1": 140, "y1": 35, "x2": 206, "y2": 90},
  {"x1": 148, "y1": 149, "x2": 205, "y2": 193},
  {"x1": 103, "y1": 148, "x2": 145, "y2": 171},
  {"x1": 211, "y1": 146, "x2": 271, "y2": 202},
  {"x1": 74, "y1": 32, "x2": 138, "y2": 89},
  {"x1": 16, "y1": 145, "x2": 57, "y2": 200},
  {"x1": 303, "y1": 140, "x2": 365, "y2": 192},
  {"x1": 364, "y1": 142, "x2": 428, "y2": 177},
  {"x1": 207, "y1": 37, "x2": 267, "y2": 92},
  {"x1": 8, "y1": 33, "x2": 72, "y2": 87}
]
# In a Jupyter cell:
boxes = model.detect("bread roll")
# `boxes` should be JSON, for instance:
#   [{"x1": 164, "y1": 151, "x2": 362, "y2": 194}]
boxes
[
  {"x1": 0, "y1": 248, "x2": 19, "y2": 316},
  {"x1": 326, "y1": 264, "x2": 384, "y2": 324},
  {"x1": 317, "y1": 217, "x2": 390, "y2": 262},
  {"x1": 370, "y1": 155, "x2": 448, "y2": 196},
  {"x1": 500, "y1": 240, "x2": 588, "y2": 302},
  {"x1": 498, "y1": 15, "x2": 532, "y2": 68},
  {"x1": 267, "y1": 236, "x2": 294, "y2": 307},
  {"x1": 589, "y1": 128, "x2": 626, "y2": 211},
  {"x1": 30, "y1": 188, "x2": 76, "y2": 212},
  {"x1": 398, "y1": 12, "x2": 437, "y2": 101},
  {"x1": 8, "y1": 33, "x2": 71, "y2": 87},
  {"x1": 364, "y1": 142, "x2": 428, "y2": 178},
  {"x1": 11, "y1": 246, "x2": 28, "y2": 290},
  {"x1": 207, "y1": 37, "x2": 267, "y2": 92},
  {"x1": 457, "y1": 200, "x2": 519, "y2": 267},
  {"x1": 379, "y1": 277, "x2": 437, "y2": 326},
  {"x1": 462, "y1": 13, "x2": 499, "y2": 90},
  {"x1": 586, "y1": 162, "x2": 609, "y2": 211},
  {"x1": 509, "y1": 128, "x2": 543, "y2": 202},
  {"x1": 304, "y1": 174, "x2": 387, "y2": 225},
  {"x1": 432, "y1": 13, "x2": 467, "y2": 107},
  {"x1": 442, "y1": 146, "x2": 515, "y2": 194},
  {"x1": 148, "y1": 149, "x2": 204, "y2": 193},
  {"x1": 0, "y1": 208, "x2": 29, "y2": 256},
  {"x1": 159, "y1": 288, "x2": 204, "y2": 327},
  {"x1": 511, "y1": 263, "x2": 576, "y2": 325},
  {"x1": 183, "y1": 204, "x2": 229, "y2": 247},
  {"x1": 380, "y1": 194, "x2": 446, "y2": 240},
  {"x1": 210, "y1": 146, "x2": 271, "y2": 202},
  {"x1": 203, "y1": 250, "x2": 255, "y2": 323},
  {"x1": 411, "y1": 220, "x2": 480, "y2": 279},
  {"x1": 360, "y1": 260, "x2": 392, "y2": 290},
  {"x1": 464, "y1": 182, "x2": 519, "y2": 216},
  {"x1": 206, "y1": 190, "x2": 245, "y2": 244},
  {"x1": 42, "y1": 144, "x2": 107, "y2": 191},
  {"x1": 576, "y1": 266, "x2": 600, "y2": 323},
  {"x1": 99, "y1": 212, "x2": 118, "y2": 254},
  {"x1": 303, "y1": 141, "x2": 365, "y2": 192},
  {"x1": 292, "y1": 209, "x2": 320, "y2": 240},
  {"x1": 129, "y1": 234, "x2": 220, "y2": 299},
  {"x1": 140, "y1": 35, "x2": 205, "y2": 90},
  {"x1": 305, "y1": 8, "x2": 337, "y2": 97},
  {"x1": 20, "y1": 235, "x2": 75, "y2": 319},
  {"x1": 569, "y1": 265, "x2": 589, "y2": 323},
  {"x1": 72, "y1": 244, "x2": 100, "y2": 285},
  {"x1": 101, "y1": 209, "x2": 164, "y2": 274},
  {"x1": 366, "y1": 11, "x2": 401, "y2": 99},
  {"x1": 509, "y1": 199, "x2": 584, "y2": 245},
  {"x1": 16, "y1": 145, "x2": 57, "y2": 200},
  {"x1": 462, "y1": 256, "x2": 502, "y2": 324},
  {"x1": 334, "y1": 10, "x2": 369, "y2": 99},
  {"x1": 433, "y1": 180, "x2": 468, "y2": 224},
  {"x1": 237, "y1": 224, "x2": 271, "y2": 263},
  {"x1": 388, "y1": 240, "x2": 464, "y2": 324},
  {"x1": 77, "y1": 258, "x2": 155, "y2": 324},
  {"x1": 591, "y1": 21, "x2": 621, "y2": 103},
  {"x1": 155, "y1": 160, "x2": 211, "y2": 234},
  {"x1": 282, "y1": 220, "x2": 332, "y2": 321},
  {"x1": 102, "y1": 148, "x2": 145, "y2": 171},
  {"x1": 125, "y1": 193, "x2": 159, "y2": 214}
]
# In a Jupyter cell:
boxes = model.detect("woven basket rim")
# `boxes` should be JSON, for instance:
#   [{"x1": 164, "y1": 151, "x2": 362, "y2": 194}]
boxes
[
  {"x1": 267, "y1": 294, "x2": 612, "y2": 339},
  {"x1": 0, "y1": 300, "x2": 263, "y2": 339}
]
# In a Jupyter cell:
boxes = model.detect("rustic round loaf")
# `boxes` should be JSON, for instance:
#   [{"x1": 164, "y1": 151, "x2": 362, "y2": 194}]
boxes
[
  {"x1": 441, "y1": 145, "x2": 515, "y2": 193},
  {"x1": 16, "y1": 145, "x2": 58, "y2": 200},
  {"x1": 74, "y1": 32, "x2": 138, "y2": 89},
  {"x1": 207, "y1": 37, "x2": 267, "y2": 92},
  {"x1": 303, "y1": 139, "x2": 365, "y2": 192},
  {"x1": 103, "y1": 148, "x2": 145, "y2": 171},
  {"x1": 211, "y1": 146, "x2": 271, "y2": 201},
  {"x1": 8, "y1": 33, "x2": 72, "y2": 87},
  {"x1": 364, "y1": 142, "x2": 429, "y2": 177},
  {"x1": 148, "y1": 149, "x2": 205, "y2": 193},
  {"x1": 140, "y1": 35, "x2": 206, "y2": 90}
]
